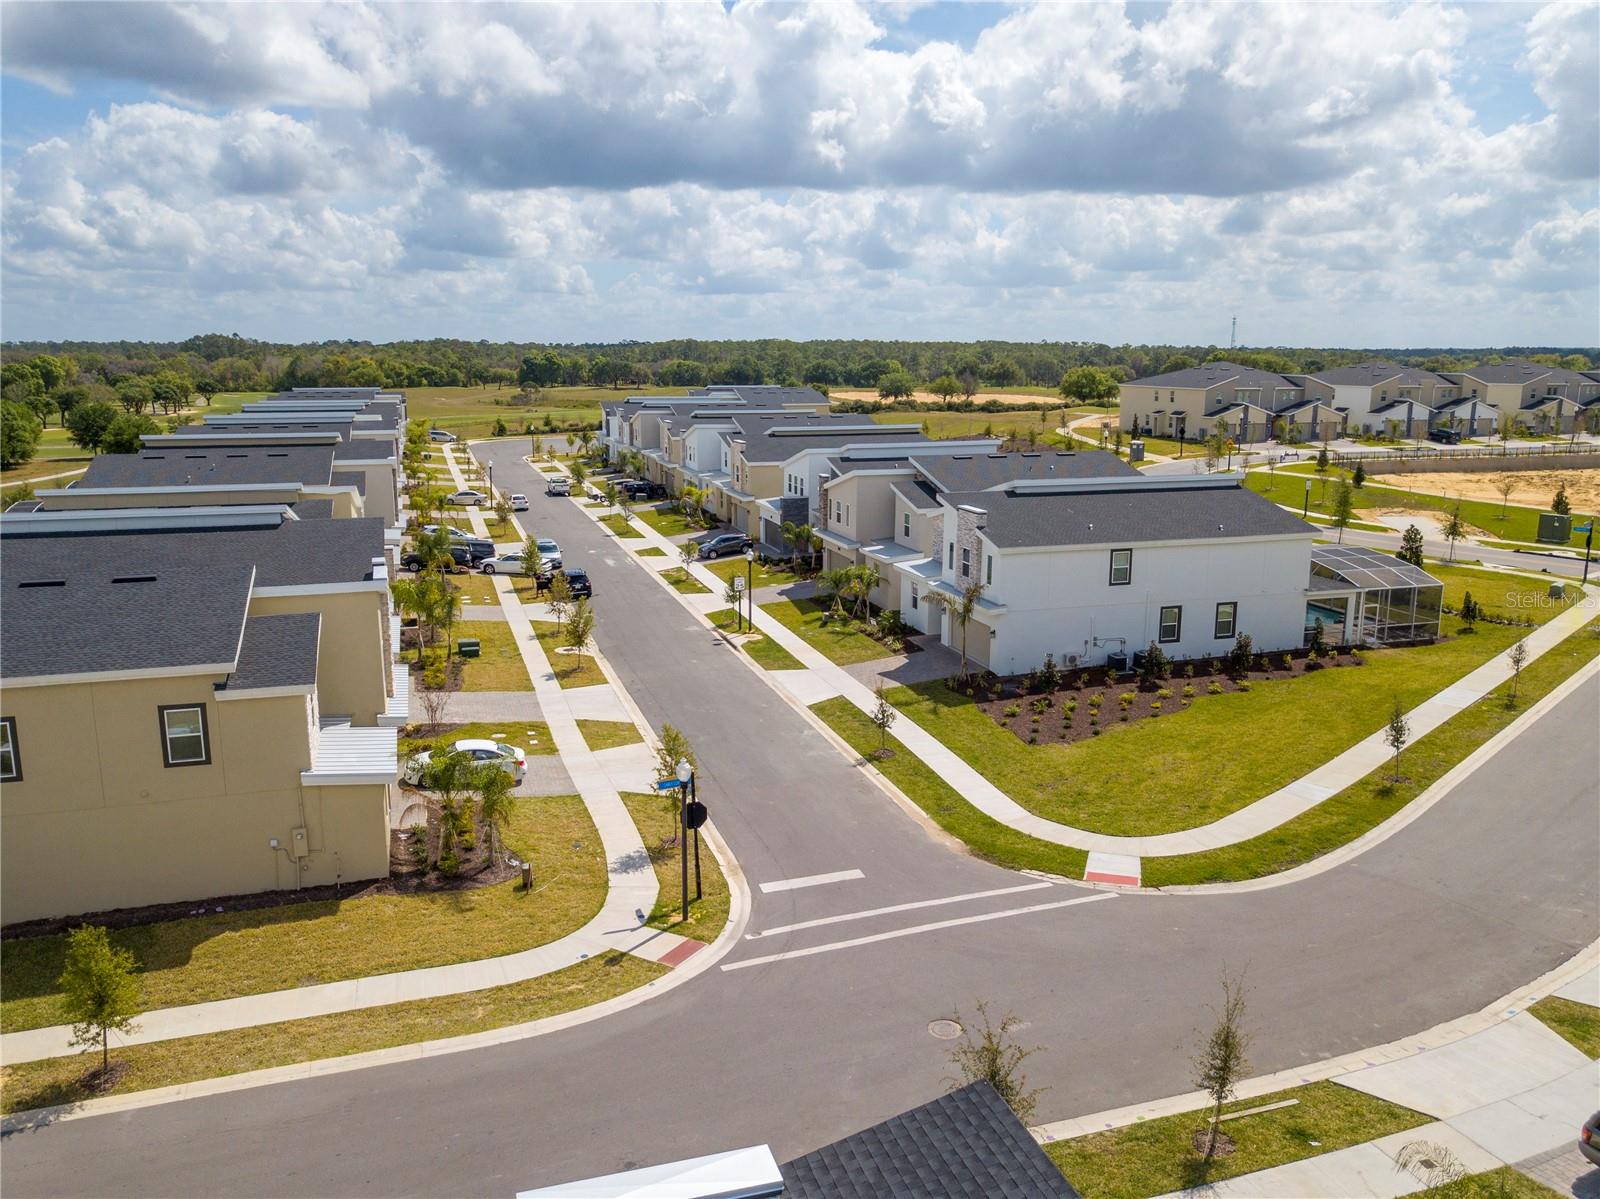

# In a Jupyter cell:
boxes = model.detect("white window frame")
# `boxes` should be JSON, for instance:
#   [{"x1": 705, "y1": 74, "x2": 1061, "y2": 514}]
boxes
[
  {"x1": 160, "y1": 704, "x2": 211, "y2": 768},
  {"x1": 1158, "y1": 605, "x2": 1182, "y2": 644},
  {"x1": 1109, "y1": 548, "x2": 1132, "y2": 586},
  {"x1": 1214, "y1": 601, "x2": 1237, "y2": 639},
  {"x1": 0, "y1": 717, "x2": 18, "y2": 782}
]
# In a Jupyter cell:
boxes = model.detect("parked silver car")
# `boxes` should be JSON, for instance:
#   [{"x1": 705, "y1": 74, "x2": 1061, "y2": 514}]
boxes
[{"x1": 405, "y1": 739, "x2": 527, "y2": 785}]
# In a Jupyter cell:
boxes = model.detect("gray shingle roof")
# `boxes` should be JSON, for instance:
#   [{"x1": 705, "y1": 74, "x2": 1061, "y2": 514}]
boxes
[
  {"x1": 1311, "y1": 360, "x2": 1450, "y2": 387},
  {"x1": 170, "y1": 420, "x2": 357, "y2": 441},
  {"x1": 1, "y1": 515, "x2": 385, "y2": 587},
  {"x1": 2, "y1": 559, "x2": 252, "y2": 680},
  {"x1": 289, "y1": 499, "x2": 337, "y2": 519},
  {"x1": 892, "y1": 479, "x2": 941, "y2": 510},
  {"x1": 1451, "y1": 360, "x2": 1553, "y2": 384},
  {"x1": 334, "y1": 439, "x2": 393, "y2": 461},
  {"x1": 709, "y1": 384, "x2": 828, "y2": 404},
  {"x1": 218, "y1": 613, "x2": 320, "y2": 692},
  {"x1": 1125, "y1": 361, "x2": 1297, "y2": 391},
  {"x1": 780, "y1": 1082, "x2": 1079, "y2": 1199},
  {"x1": 331, "y1": 470, "x2": 367, "y2": 494},
  {"x1": 78, "y1": 446, "x2": 336, "y2": 489},
  {"x1": 942, "y1": 479, "x2": 1312, "y2": 548},
  {"x1": 729, "y1": 413, "x2": 928, "y2": 463},
  {"x1": 913, "y1": 451, "x2": 1136, "y2": 492}
]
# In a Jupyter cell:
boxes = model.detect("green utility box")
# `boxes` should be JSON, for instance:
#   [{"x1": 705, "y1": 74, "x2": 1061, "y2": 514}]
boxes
[
  {"x1": 1129, "y1": 439, "x2": 1145, "y2": 463},
  {"x1": 1536, "y1": 513, "x2": 1571, "y2": 545},
  {"x1": 457, "y1": 638, "x2": 481, "y2": 659}
]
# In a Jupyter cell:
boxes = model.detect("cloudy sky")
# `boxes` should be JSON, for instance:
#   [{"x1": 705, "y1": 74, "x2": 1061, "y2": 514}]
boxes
[{"x1": 2, "y1": 0, "x2": 1596, "y2": 347}]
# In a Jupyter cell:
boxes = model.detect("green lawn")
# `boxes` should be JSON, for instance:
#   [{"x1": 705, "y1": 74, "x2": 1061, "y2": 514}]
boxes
[
  {"x1": 0, "y1": 953, "x2": 661, "y2": 1115},
  {"x1": 0, "y1": 797, "x2": 604, "y2": 1034},
  {"x1": 637, "y1": 546, "x2": 667, "y2": 557},
  {"x1": 660, "y1": 567, "x2": 712, "y2": 595},
  {"x1": 811, "y1": 697, "x2": 1089, "y2": 878},
  {"x1": 1528, "y1": 996, "x2": 1600, "y2": 1058},
  {"x1": 1426, "y1": 562, "x2": 1584, "y2": 624},
  {"x1": 702, "y1": 556, "x2": 802, "y2": 589},
  {"x1": 889, "y1": 623, "x2": 1525, "y2": 837},
  {"x1": 634, "y1": 504, "x2": 700, "y2": 538},
  {"x1": 421, "y1": 620, "x2": 533, "y2": 691},
  {"x1": 1246, "y1": 469, "x2": 1595, "y2": 548},
  {"x1": 531, "y1": 621, "x2": 608, "y2": 688},
  {"x1": 401, "y1": 721, "x2": 554, "y2": 758},
  {"x1": 577, "y1": 720, "x2": 643, "y2": 752},
  {"x1": 405, "y1": 384, "x2": 638, "y2": 439},
  {"x1": 1143, "y1": 620, "x2": 1600, "y2": 885},
  {"x1": 449, "y1": 572, "x2": 543, "y2": 606},
  {"x1": 704, "y1": 607, "x2": 745, "y2": 632},
  {"x1": 1415, "y1": 1168, "x2": 1564, "y2": 1198},
  {"x1": 760, "y1": 597, "x2": 895, "y2": 665},
  {"x1": 1044, "y1": 1082, "x2": 1428, "y2": 1199},
  {"x1": 744, "y1": 635, "x2": 804, "y2": 670},
  {"x1": 621, "y1": 793, "x2": 731, "y2": 943},
  {"x1": 598, "y1": 512, "x2": 643, "y2": 538}
]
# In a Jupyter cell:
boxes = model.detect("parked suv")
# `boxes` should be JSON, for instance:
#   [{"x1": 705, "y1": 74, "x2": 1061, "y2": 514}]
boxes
[
  {"x1": 619, "y1": 479, "x2": 665, "y2": 501},
  {"x1": 421, "y1": 525, "x2": 494, "y2": 561},
  {"x1": 1428, "y1": 427, "x2": 1462, "y2": 445},
  {"x1": 698, "y1": 533, "x2": 752, "y2": 559},
  {"x1": 400, "y1": 544, "x2": 472, "y2": 572},
  {"x1": 545, "y1": 478, "x2": 571, "y2": 497},
  {"x1": 560, "y1": 568, "x2": 593, "y2": 598},
  {"x1": 428, "y1": 429, "x2": 457, "y2": 443}
]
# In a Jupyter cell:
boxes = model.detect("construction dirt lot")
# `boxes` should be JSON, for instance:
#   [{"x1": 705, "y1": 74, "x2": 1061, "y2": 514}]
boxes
[
  {"x1": 830, "y1": 387, "x2": 1062, "y2": 407},
  {"x1": 1375, "y1": 468, "x2": 1600, "y2": 513}
]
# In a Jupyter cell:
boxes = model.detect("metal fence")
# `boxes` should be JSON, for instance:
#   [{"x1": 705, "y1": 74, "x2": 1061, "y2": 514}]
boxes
[{"x1": 1331, "y1": 443, "x2": 1600, "y2": 467}]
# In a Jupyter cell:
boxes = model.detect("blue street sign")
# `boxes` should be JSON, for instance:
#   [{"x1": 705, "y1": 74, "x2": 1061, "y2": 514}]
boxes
[
  {"x1": 1576, "y1": 523, "x2": 1593, "y2": 533},
  {"x1": 655, "y1": 779, "x2": 684, "y2": 790}
]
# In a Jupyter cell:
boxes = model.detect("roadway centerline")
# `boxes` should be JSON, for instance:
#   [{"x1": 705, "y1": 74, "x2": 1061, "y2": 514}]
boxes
[
  {"x1": 758, "y1": 869, "x2": 865, "y2": 894},
  {"x1": 746, "y1": 881, "x2": 1055, "y2": 939},
  {"x1": 722, "y1": 892, "x2": 1117, "y2": 971}
]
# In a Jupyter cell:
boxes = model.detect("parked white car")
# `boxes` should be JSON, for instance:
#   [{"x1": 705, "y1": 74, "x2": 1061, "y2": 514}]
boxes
[
  {"x1": 479, "y1": 552, "x2": 543, "y2": 576},
  {"x1": 534, "y1": 538, "x2": 562, "y2": 568},
  {"x1": 509, "y1": 493, "x2": 529, "y2": 511},
  {"x1": 405, "y1": 739, "x2": 527, "y2": 784},
  {"x1": 447, "y1": 489, "x2": 486, "y2": 506},
  {"x1": 428, "y1": 429, "x2": 457, "y2": 443}
]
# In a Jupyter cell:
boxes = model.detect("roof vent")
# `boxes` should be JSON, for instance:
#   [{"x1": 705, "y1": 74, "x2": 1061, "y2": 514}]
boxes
[
  {"x1": 112, "y1": 575, "x2": 158, "y2": 584},
  {"x1": 17, "y1": 579, "x2": 65, "y2": 588},
  {"x1": 184, "y1": 454, "x2": 206, "y2": 460}
]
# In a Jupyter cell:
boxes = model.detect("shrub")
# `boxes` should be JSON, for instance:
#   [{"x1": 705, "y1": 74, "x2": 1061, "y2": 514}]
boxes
[
  {"x1": 1226, "y1": 633, "x2": 1254, "y2": 677},
  {"x1": 1237, "y1": 680, "x2": 1253, "y2": 692},
  {"x1": 1156, "y1": 687, "x2": 1172, "y2": 700},
  {"x1": 1140, "y1": 642, "x2": 1171, "y2": 684},
  {"x1": 1281, "y1": 654, "x2": 1292, "y2": 670},
  {"x1": 1028, "y1": 733, "x2": 1038, "y2": 743},
  {"x1": 1037, "y1": 654, "x2": 1062, "y2": 692},
  {"x1": 1183, "y1": 662, "x2": 1196, "y2": 679},
  {"x1": 407, "y1": 823, "x2": 428, "y2": 867},
  {"x1": 1087, "y1": 692, "x2": 1102, "y2": 708},
  {"x1": 1208, "y1": 680, "x2": 1224, "y2": 695},
  {"x1": 1003, "y1": 703, "x2": 1021, "y2": 718},
  {"x1": 1182, "y1": 683, "x2": 1195, "y2": 698},
  {"x1": 1118, "y1": 691, "x2": 1135, "y2": 709},
  {"x1": 1150, "y1": 701, "x2": 1162, "y2": 714},
  {"x1": 1030, "y1": 715, "x2": 1041, "y2": 725},
  {"x1": 1063, "y1": 698, "x2": 1077, "y2": 715},
  {"x1": 437, "y1": 850, "x2": 462, "y2": 876},
  {"x1": 1030, "y1": 695, "x2": 1051, "y2": 714}
]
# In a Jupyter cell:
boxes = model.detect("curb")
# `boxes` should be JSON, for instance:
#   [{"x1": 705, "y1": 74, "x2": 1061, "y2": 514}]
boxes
[{"x1": 1030, "y1": 939, "x2": 1600, "y2": 1144}]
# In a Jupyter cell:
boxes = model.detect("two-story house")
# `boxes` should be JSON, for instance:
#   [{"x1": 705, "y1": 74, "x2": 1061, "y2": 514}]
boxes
[
  {"x1": 1118, "y1": 362, "x2": 1308, "y2": 444},
  {"x1": 1308, "y1": 362, "x2": 1460, "y2": 438},
  {"x1": 0, "y1": 506, "x2": 401, "y2": 923}
]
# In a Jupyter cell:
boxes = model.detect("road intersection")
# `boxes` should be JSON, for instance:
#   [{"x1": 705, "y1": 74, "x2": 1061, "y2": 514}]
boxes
[{"x1": 3, "y1": 440, "x2": 1595, "y2": 1197}]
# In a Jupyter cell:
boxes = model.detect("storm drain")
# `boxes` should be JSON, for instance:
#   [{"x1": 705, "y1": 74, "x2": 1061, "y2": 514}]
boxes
[{"x1": 927, "y1": 1019, "x2": 963, "y2": 1040}]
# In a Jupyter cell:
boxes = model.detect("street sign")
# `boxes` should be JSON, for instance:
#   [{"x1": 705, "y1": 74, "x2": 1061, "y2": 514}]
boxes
[
  {"x1": 732, "y1": 576, "x2": 746, "y2": 591},
  {"x1": 655, "y1": 778, "x2": 684, "y2": 790}
]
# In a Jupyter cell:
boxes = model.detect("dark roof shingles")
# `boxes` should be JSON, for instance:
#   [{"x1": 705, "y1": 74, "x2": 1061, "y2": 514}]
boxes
[{"x1": 218, "y1": 613, "x2": 320, "y2": 692}]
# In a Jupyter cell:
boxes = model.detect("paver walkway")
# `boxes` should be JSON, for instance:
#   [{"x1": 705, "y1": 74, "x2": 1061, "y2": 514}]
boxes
[
  {"x1": 407, "y1": 688, "x2": 543, "y2": 723},
  {"x1": 0, "y1": 448, "x2": 700, "y2": 1067},
  {"x1": 569, "y1": 458, "x2": 1598, "y2": 888}
]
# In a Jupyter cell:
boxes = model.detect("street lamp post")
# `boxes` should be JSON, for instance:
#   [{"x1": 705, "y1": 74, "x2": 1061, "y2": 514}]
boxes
[
  {"x1": 675, "y1": 758, "x2": 693, "y2": 923},
  {"x1": 744, "y1": 547, "x2": 756, "y2": 633},
  {"x1": 1303, "y1": 479, "x2": 1312, "y2": 518}
]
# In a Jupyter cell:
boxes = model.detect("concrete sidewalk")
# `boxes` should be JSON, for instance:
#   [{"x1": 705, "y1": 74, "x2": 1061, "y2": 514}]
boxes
[{"x1": 0, "y1": 447, "x2": 698, "y2": 1067}]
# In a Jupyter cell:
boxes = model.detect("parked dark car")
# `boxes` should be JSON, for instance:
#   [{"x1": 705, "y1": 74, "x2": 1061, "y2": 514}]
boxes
[
  {"x1": 698, "y1": 533, "x2": 753, "y2": 559},
  {"x1": 561, "y1": 568, "x2": 593, "y2": 598},
  {"x1": 401, "y1": 544, "x2": 472, "y2": 572},
  {"x1": 620, "y1": 479, "x2": 666, "y2": 501},
  {"x1": 1428, "y1": 427, "x2": 1462, "y2": 444}
]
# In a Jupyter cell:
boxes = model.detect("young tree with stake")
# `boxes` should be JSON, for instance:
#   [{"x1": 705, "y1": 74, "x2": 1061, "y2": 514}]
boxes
[
  {"x1": 869, "y1": 682, "x2": 897, "y2": 758},
  {"x1": 546, "y1": 568, "x2": 573, "y2": 630},
  {"x1": 1507, "y1": 641, "x2": 1528, "y2": 707},
  {"x1": 563, "y1": 596, "x2": 595, "y2": 656},
  {"x1": 1193, "y1": 970, "x2": 1251, "y2": 1162},
  {"x1": 1331, "y1": 479, "x2": 1355, "y2": 544},
  {"x1": 1442, "y1": 503, "x2": 1466, "y2": 561},
  {"x1": 1384, "y1": 697, "x2": 1410, "y2": 782},
  {"x1": 1397, "y1": 524, "x2": 1425, "y2": 567}
]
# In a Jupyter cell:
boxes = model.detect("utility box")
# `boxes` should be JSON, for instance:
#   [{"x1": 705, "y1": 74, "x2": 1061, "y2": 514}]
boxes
[
  {"x1": 1537, "y1": 513, "x2": 1571, "y2": 545},
  {"x1": 1549, "y1": 582, "x2": 1566, "y2": 599},
  {"x1": 457, "y1": 638, "x2": 481, "y2": 658},
  {"x1": 290, "y1": 827, "x2": 309, "y2": 860},
  {"x1": 1129, "y1": 439, "x2": 1145, "y2": 463}
]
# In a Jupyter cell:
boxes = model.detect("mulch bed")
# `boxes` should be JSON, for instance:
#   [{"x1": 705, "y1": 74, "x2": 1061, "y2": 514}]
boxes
[
  {"x1": 1191, "y1": 1127, "x2": 1237, "y2": 1158},
  {"x1": 389, "y1": 785, "x2": 519, "y2": 890},
  {"x1": 972, "y1": 649, "x2": 1364, "y2": 746}
]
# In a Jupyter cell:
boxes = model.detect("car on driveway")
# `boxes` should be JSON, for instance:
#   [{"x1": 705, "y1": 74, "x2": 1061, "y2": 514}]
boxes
[
  {"x1": 478, "y1": 551, "x2": 543, "y2": 576},
  {"x1": 545, "y1": 478, "x2": 571, "y2": 497},
  {"x1": 534, "y1": 538, "x2": 562, "y2": 570},
  {"x1": 428, "y1": 429, "x2": 457, "y2": 443},
  {"x1": 448, "y1": 489, "x2": 487, "y2": 506},
  {"x1": 421, "y1": 525, "x2": 493, "y2": 560},
  {"x1": 1582, "y1": 1111, "x2": 1600, "y2": 1168},
  {"x1": 509, "y1": 493, "x2": 529, "y2": 511},
  {"x1": 400, "y1": 544, "x2": 472, "y2": 572},
  {"x1": 698, "y1": 533, "x2": 753, "y2": 559},
  {"x1": 619, "y1": 479, "x2": 666, "y2": 501},
  {"x1": 405, "y1": 738, "x2": 527, "y2": 785},
  {"x1": 560, "y1": 567, "x2": 593, "y2": 598}
]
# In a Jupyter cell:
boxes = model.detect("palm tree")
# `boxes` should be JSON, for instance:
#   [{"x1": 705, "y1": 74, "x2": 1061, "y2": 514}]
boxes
[
  {"x1": 391, "y1": 578, "x2": 422, "y2": 661},
  {"x1": 954, "y1": 579, "x2": 986, "y2": 680},
  {"x1": 818, "y1": 567, "x2": 853, "y2": 617},
  {"x1": 474, "y1": 764, "x2": 518, "y2": 865}
]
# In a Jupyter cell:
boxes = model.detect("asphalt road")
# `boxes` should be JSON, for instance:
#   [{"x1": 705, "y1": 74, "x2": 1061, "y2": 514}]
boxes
[{"x1": 5, "y1": 443, "x2": 1596, "y2": 1198}]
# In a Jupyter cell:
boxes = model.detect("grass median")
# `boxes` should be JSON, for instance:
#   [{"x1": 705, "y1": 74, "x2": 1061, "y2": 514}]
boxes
[
  {"x1": 661, "y1": 567, "x2": 712, "y2": 595},
  {"x1": 634, "y1": 504, "x2": 700, "y2": 538},
  {"x1": 744, "y1": 635, "x2": 804, "y2": 670},
  {"x1": 531, "y1": 621, "x2": 608, "y2": 688},
  {"x1": 1043, "y1": 1082, "x2": 1429, "y2": 1199},
  {"x1": 401, "y1": 721, "x2": 555, "y2": 758},
  {"x1": 597, "y1": 512, "x2": 643, "y2": 538},
  {"x1": 577, "y1": 720, "x2": 644, "y2": 752},
  {"x1": 1142, "y1": 618, "x2": 1600, "y2": 886},
  {"x1": 1, "y1": 953, "x2": 663, "y2": 1116},
  {"x1": 621, "y1": 793, "x2": 731, "y2": 943},
  {"x1": 810, "y1": 697, "x2": 1089, "y2": 879},
  {"x1": 1, "y1": 797, "x2": 606, "y2": 1035},
  {"x1": 1528, "y1": 995, "x2": 1600, "y2": 1058}
]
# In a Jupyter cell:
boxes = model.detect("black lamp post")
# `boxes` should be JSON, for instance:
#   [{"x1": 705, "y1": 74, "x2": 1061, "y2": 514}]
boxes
[
  {"x1": 745, "y1": 547, "x2": 756, "y2": 633},
  {"x1": 675, "y1": 758, "x2": 693, "y2": 922},
  {"x1": 1303, "y1": 479, "x2": 1312, "y2": 518}
]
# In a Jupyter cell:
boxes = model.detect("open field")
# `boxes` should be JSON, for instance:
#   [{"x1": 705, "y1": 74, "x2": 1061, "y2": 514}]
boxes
[
  {"x1": 1374, "y1": 467, "x2": 1600, "y2": 512},
  {"x1": 0, "y1": 797, "x2": 604, "y2": 1034},
  {"x1": 833, "y1": 387, "x2": 1109, "y2": 406},
  {"x1": 406, "y1": 385, "x2": 657, "y2": 439}
]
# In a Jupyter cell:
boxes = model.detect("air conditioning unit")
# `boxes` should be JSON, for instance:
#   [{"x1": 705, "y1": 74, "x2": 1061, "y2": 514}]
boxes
[{"x1": 1066, "y1": 654, "x2": 1080, "y2": 667}]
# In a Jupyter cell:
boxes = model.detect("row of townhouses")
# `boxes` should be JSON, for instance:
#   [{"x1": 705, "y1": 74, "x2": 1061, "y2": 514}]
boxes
[
  {"x1": 1119, "y1": 358, "x2": 1600, "y2": 443},
  {"x1": 1, "y1": 389, "x2": 410, "y2": 924},
  {"x1": 601, "y1": 387, "x2": 1442, "y2": 680}
]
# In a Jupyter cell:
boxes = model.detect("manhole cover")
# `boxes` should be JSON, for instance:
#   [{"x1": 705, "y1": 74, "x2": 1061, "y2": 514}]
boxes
[{"x1": 928, "y1": 1020, "x2": 963, "y2": 1041}]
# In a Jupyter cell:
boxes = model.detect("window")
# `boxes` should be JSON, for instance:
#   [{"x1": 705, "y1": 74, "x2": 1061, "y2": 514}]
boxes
[
  {"x1": 1214, "y1": 601, "x2": 1237, "y2": 639},
  {"x1": 0, "y1": 717, "x2": 18, "y2": 782},
  {"x1": 903, "y1": 513, "x2": 911, "y2": 538},
  {"x1": 960, "y1": 547, "x2": 971, "y2": 577},
  {"x1": 1158, "y1": 605, "x2": 1182, "y2": 643},
  {"x1": 159, "y1": 705, "x2": 210, "y2": 767},
  {"x1": 910, "y1": 588, "x2": 919, "y2": 610},
  {"x1": 1109, "y1": 548, "x2": 1132, "y2": 586},
  {"x1": 948, "y1": 542, "x2": 955, "y2": 569},
  {"x1": 985, "y1": 554, "x2": 993, "y2": 584}
]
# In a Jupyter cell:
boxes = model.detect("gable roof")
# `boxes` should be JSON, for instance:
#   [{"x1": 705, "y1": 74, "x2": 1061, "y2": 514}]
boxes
[
  {"x1": 78, "y1": 446, "x2": 336, "y2": 489},
  {"x1": 779, "y1": 1082, "x2": 1079, "y2": 1199},
  {"x1": 1311, "y1": 360, "x2": 1451, "y2": 388},
  {"x1": 1452, "y1": 360, "x2": 1553, "y2": 384},
  {"x1": 913, "y1": 451, "x2": 1136, "y2": 492},
  {"x1": 942, "y1": 477, "x2": 1312, "y2": 549},
  {"x1": 2, "y1": 558, "x2": 253, "y2": 682},
  {"x1": 1124, "y1": 361, "x2": 1299, "y2": 391},
  {"x1": 727, "y1": 413, "x2": 928, "y2": 463}
]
